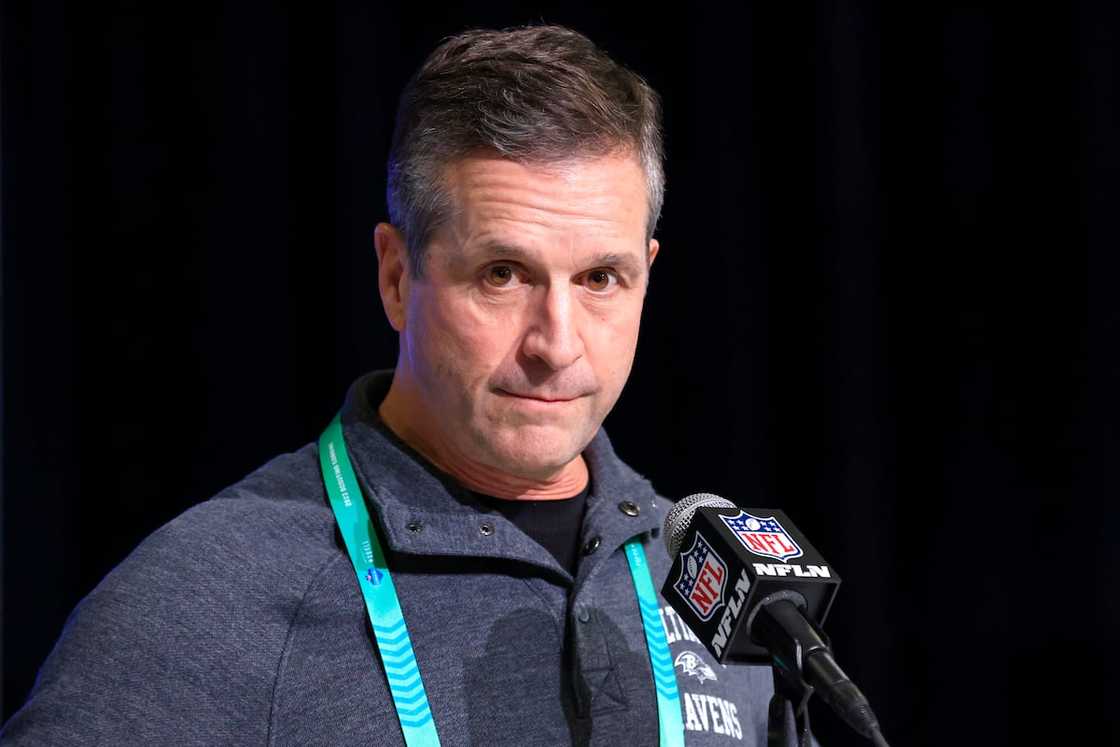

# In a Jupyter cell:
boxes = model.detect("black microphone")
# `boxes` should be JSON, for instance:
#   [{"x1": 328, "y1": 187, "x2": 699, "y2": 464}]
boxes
[{"x1": 661, "y1": 493, "x2": 888, "y2": 746}]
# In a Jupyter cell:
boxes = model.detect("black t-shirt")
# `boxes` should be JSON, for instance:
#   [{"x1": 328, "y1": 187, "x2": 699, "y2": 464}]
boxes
[
  {"x1": 472, "y1": 484, "x2": 590, "y2": 576},
  {"x1": 367, "y1": 411, "x2": 590, "y2": 575}
]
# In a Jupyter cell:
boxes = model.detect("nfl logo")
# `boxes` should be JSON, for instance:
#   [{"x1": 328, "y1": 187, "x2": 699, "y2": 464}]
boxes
[
  {"x1": 720, "y1": 511, "x2": 804, "y2": 562},
  {"x1": 673, "y1": 532, "x2": 728, "y2": 621}
]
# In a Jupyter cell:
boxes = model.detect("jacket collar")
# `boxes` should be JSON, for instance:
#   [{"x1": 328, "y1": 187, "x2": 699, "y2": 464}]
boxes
[{"x1": 338, "y1": 370, "x2": 662, "y2": 584}]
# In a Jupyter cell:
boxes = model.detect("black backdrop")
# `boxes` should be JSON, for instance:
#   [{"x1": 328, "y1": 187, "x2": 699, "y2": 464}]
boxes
[{"x1": 4, "y1": 3, "x2": 1119, "y2": 745}]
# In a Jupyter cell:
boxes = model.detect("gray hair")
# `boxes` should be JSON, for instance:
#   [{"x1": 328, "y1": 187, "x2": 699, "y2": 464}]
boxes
[{"x1": 386, "y1": 24, "x2": 666, "y2": 276}]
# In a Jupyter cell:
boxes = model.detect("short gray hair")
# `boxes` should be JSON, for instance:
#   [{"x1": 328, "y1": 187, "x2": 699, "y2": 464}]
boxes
[{"x1": 386, "y1": 24, "x2": 666, "y2": 276}]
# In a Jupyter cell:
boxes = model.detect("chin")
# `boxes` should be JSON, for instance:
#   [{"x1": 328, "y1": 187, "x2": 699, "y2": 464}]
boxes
[{"x1": 483, "y1": 425, "x2": 588, "y2": 478}]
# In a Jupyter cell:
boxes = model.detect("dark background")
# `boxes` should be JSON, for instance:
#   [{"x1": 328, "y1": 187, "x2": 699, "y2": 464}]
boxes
[{"x1": 4, "y1": 2, "x2": 1118, "y2": 745}]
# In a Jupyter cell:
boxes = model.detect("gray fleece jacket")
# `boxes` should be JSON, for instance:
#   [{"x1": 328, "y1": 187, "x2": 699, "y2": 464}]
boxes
[{"x1": 1, "y1": 370, "x2": 801, "y2": 746}]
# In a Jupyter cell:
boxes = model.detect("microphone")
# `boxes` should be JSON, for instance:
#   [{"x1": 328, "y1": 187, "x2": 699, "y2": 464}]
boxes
[{"x1": 661, "y1": 493, "x2": 888, "y2": 746}]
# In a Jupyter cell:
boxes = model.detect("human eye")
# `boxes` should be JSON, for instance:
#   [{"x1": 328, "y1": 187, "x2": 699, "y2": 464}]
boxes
[
  {"x1": 482, "y1": 263, "x2": 526, "y2": 289},
  {"x1": 582, "y1": 268, "x2": 621, "y2": 293}
]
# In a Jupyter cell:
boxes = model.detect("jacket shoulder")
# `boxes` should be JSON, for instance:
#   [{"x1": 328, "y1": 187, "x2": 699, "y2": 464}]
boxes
[
  {"x1": 1, "y1": 442, "x2": 340, "y2": 744},
  {"x1": 117, "y1": 441, "x2": 339, "y2": 590}
]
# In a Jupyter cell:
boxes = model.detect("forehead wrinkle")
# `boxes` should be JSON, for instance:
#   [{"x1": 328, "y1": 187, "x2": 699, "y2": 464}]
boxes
[
  {"x1": 469, "y1": 192, "x2": 636, "y2": 228},
  {"x1": 439, "y1": 155, "x2": 650, "y2": 272},
  {"x1": 448, "y1": 157, "x2": 646, "y2": 227}
]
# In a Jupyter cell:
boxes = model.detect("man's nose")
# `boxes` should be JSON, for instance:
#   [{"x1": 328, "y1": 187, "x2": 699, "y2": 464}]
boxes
[{"x1": 521, "y1": 283, "x2": 585, "y2": 370}]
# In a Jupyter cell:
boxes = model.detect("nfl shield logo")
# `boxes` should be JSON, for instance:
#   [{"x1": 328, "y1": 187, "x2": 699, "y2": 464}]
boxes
[
  {"x1": 674, "y1": 532, "x2": 728, "y2": 621},
  {"x1": 720, "y1": 511, "x2": 804, "y2": 562}
]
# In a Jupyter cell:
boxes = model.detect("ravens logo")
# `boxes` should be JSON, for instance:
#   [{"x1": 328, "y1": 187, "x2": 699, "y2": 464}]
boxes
[{"x1": 673, "y1": 650, "x2": 718, "y2": 684}]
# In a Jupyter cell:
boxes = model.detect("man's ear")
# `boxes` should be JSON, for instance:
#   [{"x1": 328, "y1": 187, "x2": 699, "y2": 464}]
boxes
[
  {"x1": 642, "y1": 239, "x2": 659, "y2": 297},
  {"x1": 374, "y1": 222, "x2": 410, "y2": 331}
]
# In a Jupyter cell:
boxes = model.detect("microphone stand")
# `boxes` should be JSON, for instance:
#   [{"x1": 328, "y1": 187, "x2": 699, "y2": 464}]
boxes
[
  {"x1": 762, "y1": 597, "x2": 891, "y2": 747},
  {"x1": 766, "y1": 661, "x2": 815, "y2": 747},
  {"x1": 756, "y1": 596, "x2": 823, "y2": 747}
]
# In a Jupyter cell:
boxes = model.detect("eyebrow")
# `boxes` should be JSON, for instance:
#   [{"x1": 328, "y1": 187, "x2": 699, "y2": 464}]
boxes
[{"x1": 474, "y1": 241, "x2": 647, "y2": 277}]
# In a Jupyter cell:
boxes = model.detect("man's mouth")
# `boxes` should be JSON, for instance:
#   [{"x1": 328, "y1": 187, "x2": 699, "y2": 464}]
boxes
[{"x1": 495, "y1": 389, "x2": 582, "y2": 403}]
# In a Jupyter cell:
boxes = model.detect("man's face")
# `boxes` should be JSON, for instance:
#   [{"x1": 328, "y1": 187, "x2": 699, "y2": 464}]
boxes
[{"x1": 389, "y1": 152, "x2": 658, "y2": 480}]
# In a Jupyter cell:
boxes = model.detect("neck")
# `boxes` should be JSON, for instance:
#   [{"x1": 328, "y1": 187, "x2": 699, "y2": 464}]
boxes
[{"x1": 377, "y1": 376, "x2": 589, "y2": 501}]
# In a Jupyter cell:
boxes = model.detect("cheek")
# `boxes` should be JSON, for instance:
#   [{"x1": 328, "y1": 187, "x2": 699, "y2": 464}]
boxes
[
  {"x1": 588, "y1": 306, "x2": 643, "y2": 380},
  {"x1": 410, "y1": 289, "x2": 518, "y2": 384}
]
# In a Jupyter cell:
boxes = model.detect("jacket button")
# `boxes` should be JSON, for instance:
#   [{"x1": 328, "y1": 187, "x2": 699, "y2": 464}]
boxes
[
  {"x1": 578, "y1": 608, "x2": 591, "y2": 623},
  {"x1": 582, "y1": 536, "x2": 601, "y2": 555},
  {"x1": 619, "y1": 500, "x2": 640, "y2": 517},
  {"x1": 479, "y1": 522, "x2": 494, "y2": 536},
  {"x1": 407, "y1": 521, "x2": 423, "y2": 533}
]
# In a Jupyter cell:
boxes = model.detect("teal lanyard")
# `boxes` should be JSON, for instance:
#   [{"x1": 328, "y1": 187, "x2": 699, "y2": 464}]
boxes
[{"x1": 318, "y1": 414, "x2": 685, "y2": 746}]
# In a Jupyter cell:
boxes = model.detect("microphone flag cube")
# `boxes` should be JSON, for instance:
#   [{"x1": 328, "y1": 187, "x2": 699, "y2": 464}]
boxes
[{"x1": 662, "y1": 507, "x2": 841, "y2": 664}]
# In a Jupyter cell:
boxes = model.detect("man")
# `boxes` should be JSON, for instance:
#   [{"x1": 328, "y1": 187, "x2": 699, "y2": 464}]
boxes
[{"x1": 2, "y1": 24, "x2": 788, "y2": 745}]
